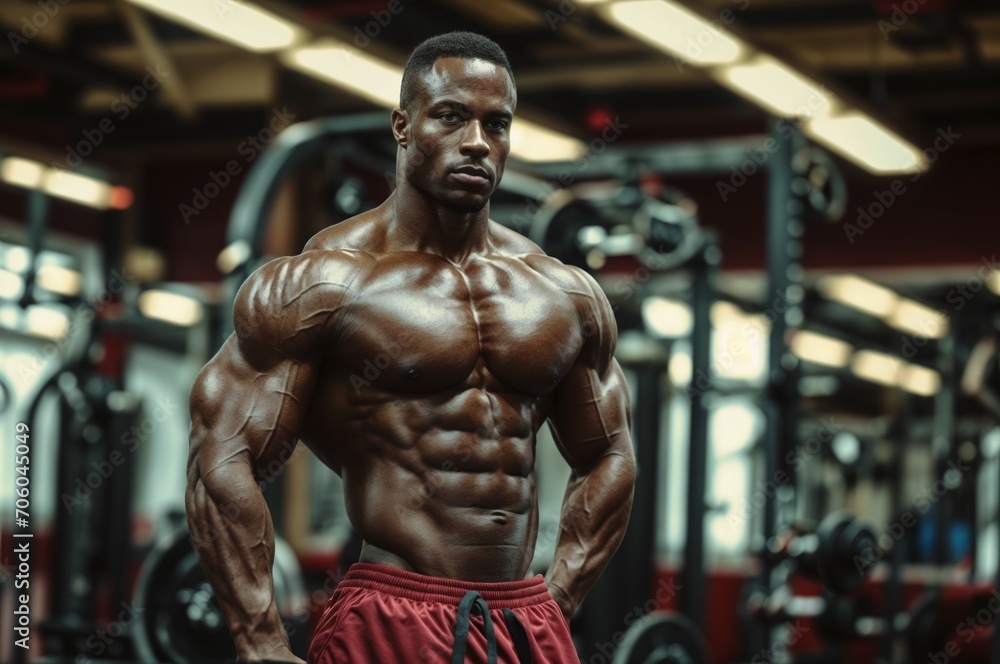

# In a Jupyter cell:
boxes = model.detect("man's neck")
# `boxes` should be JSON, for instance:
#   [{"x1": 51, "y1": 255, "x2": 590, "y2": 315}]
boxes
[{"x1": 386, "y1": 185, "x2": 491, "y2": 266}]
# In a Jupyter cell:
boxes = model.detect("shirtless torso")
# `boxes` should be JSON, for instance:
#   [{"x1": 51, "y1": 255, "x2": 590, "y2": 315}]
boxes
[{"x1": 186, "y1": 49, "x2": 635, "y2": 663}]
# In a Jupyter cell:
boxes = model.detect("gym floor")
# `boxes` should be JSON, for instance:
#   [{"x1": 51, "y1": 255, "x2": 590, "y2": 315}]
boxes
[{"x1": 0, "y1": 1, "x2": 998, "y2": 663}]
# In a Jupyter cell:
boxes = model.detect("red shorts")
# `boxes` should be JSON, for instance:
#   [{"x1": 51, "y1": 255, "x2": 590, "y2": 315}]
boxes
[{"x1": 307, "y1": 562, "x2": 580, "y2": 664}]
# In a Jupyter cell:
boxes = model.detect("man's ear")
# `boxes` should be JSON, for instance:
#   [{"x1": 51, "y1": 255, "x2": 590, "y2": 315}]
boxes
[{"x1": 391, "y1": 108, "x2": 409, "y2": 148}]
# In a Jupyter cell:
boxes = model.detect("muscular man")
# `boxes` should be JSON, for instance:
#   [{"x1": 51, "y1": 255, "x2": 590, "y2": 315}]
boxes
[{"x1": 187, "y1": 32, "x2": 635, "y2": 664}]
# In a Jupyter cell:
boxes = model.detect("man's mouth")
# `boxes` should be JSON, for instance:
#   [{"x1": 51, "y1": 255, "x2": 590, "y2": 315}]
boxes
[{"x1": 450, "y1": 165, "x2": 490, "y2": 186}]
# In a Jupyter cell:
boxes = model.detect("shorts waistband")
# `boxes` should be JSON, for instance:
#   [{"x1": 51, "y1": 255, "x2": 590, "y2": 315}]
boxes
[{"x1": 339, "y1": 562, "x2": 553, "y2": 609}]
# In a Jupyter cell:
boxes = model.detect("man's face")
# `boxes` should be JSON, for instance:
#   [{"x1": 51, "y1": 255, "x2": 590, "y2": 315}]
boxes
[{"x1": 398, "y1": 57, "x2": 515, "y2": 214}]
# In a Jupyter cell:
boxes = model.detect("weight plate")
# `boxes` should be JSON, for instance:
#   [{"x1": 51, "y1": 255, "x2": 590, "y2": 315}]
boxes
[
  {"x1": 612, "y1": 611, "x2": 710, "y2": 664},
  {"x1": 816, "y1": 511, "x2": 876, "y2": 594},
  {"x1": 133, "y1": 525, "x2": 306, "y2": 664},
  {"x1": 907, "y1": 592, "x2": 946, "y2": 660},
  {"x1": 529, "y1": 195, "x2": 605, "y2": 270}
]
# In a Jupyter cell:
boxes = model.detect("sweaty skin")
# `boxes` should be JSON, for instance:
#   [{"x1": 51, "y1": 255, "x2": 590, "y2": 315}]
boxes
[{"x1": 186, "y1": 56, "x2": 636, "y2": 662}]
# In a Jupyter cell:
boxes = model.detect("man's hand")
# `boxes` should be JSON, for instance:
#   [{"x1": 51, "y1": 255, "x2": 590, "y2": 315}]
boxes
[
  {"x1": 545, "y1": 581, "x2": 576, "y2": 621},
  {"x1": 237, "y1": 640, "x2": 305, "y2": 663}
]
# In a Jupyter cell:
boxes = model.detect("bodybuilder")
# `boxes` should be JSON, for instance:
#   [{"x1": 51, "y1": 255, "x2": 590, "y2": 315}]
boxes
[{"x1": 187, "y1": 32, "x2": 636, "y2": 664}]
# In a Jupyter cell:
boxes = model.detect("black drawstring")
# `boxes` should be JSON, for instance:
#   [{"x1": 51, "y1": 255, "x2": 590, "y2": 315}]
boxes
[
  {"x1": 451, "y1": 591, "x2": 535, "y2": 663},
  {"x1": 452, "y1": 591, "x2": 497, "y2": 664},
  {"x1": 503, "y1": 609, "x2": 534, "y2": 664}
]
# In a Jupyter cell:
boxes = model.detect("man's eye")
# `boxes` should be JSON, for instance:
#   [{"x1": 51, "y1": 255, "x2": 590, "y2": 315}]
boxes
[
  {"x1": 488, "y1": 120, "x2": 509, "y2": 131},
  {"x1": 441, "y1": 113, "x2": 459, "y2": 122}
]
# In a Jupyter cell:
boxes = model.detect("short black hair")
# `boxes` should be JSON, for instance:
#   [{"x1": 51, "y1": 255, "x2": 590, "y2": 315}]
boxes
[{"x1": 399, "y1": 32, "x2": 515, "y2": 110}]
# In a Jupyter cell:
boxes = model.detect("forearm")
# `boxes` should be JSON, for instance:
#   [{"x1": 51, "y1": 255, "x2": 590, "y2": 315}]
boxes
[
  {"x1": 186, "y1": 454, "x2": 291, "y2": 660},
  {"x1": 545, "y1": 450, "x2": 636, "y2": 617}
]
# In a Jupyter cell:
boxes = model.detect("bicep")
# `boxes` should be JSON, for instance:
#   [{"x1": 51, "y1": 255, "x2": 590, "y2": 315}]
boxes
[
  {"x1": 188, "y1": 334, "x2": 317, "y2": 486},
  {"x1": 547, "y1": 356, "x2": 632, "y2": 471}
]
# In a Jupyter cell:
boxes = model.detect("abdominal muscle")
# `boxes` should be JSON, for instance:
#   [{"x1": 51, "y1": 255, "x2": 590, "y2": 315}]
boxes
[
  {"x1": 305, "y1": 383, "x2": 546, "y2": 583},
  {"x1": 350, "y1": 460, "x2": 539, "y2": 582}
]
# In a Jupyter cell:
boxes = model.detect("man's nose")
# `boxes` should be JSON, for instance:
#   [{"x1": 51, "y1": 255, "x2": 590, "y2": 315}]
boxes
[{"x1": 459, "y1": 121, "x2": 490, "y2": 158}]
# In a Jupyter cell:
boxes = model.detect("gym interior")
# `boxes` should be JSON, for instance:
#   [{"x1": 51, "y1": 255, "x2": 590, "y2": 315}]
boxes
[{"x1": 0, "y1": 0, "x2": 998, "y2": 662}]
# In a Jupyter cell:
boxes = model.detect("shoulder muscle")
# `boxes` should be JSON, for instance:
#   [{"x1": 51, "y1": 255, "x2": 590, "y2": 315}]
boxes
[{"x1": 233, "y1": 250, "x2": 369, "y2": 365}]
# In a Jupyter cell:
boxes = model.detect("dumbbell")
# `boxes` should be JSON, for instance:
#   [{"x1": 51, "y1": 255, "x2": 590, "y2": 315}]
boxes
[
  {"x1": 746, "y1": 512, "x2": 879, "y2": 644},
  {"x1": 766, "y1": 511, "x2": 877, "y2": 595}
]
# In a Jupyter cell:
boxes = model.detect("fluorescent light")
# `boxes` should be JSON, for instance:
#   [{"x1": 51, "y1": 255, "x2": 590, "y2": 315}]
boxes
[
  {"x1": 669, "y1": 350, "x2": 692, "y2": 385},
  {"x1": 851, "y1": 350, "x2": 901, "y2": 387},
  {"x1": 898, "y1": 364, "x2": 940, "y2": 397},
  {"x1": 139, "y1": 289, "x2": 204, "y2": 326},
  {"x1": 217, "y1": 240, "x2": 252, "y2": 275},
  {"x1": 1, "y1": 159, "x2": 121, "y2": 210},
  {"x1": 0, "y1": 268, "x2": 23, "y2": 299},
  {"x1": 791, "y1": 330, "x2": 852, "y2": 368},
  {"x1": 43, "y1": 169, "x2": 112, "y2": 209},
  {"x1": 831, "y1": 432, "x2": 861, "y2": 465},
  {"x1": 606, "y1": 0, "x2": 747, "y2": 66},
  {"x1": 720, "y1": 56, "x2": 833, "y2": 119},
  {"x1": 281, "y1": 41, "x2": 402, "y2": 108},
  {"x1": 711, "y1": 401, "x2": 762, "y2": 455},
  {"x1": 817, "y1": 275, "x2": 898, "y2": 318},
  {"x1": 511, "y1": 118, "x2": 586, "y2": 162},
  {"x1": 127, "y1": 0, "x2": 306, "y2": 53},
  {"x1": 1, "y1": 157, "x2": 45, "y2": 188},
  {"x1": 888, "y1": 299, "x2": 948, "y2": 339},
  {"x1": 818, "y1": 275, "x2": 949, "y2": 339},
  {"x1": 987, "y1": 271, "x2": 1000, "y2": 297},
  {"x1": 806, "y1": 111, "x2": 925, "y2": 174},
  {"x1": 711, "y1": 301, "x2": 755, "y2": 327},
  {"x1": 3, "y1": 246, "x2": 31, "y2": 273},
  {"x1": 37, "y1": 265, "x2": 83, "y2": 297},
  {"x1": 710, "y1": 301, "x2": 768, "y2": 382},
  {"x1": 643, "y1": 296, "x2": 692, "y2": 337},
  {"x1": 25, "y1": 305, "x2": 69, "y2": 339}
]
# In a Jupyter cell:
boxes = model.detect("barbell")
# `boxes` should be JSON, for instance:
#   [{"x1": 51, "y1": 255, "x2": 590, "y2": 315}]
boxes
[{"x1": 528, "y1": 185, "x2": 704, "y2": 274}]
